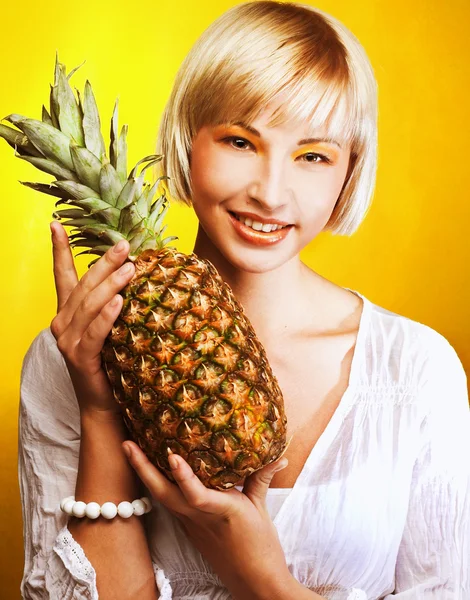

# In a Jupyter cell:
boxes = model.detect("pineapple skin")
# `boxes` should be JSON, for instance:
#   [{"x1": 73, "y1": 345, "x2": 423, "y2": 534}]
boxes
[{"x1": 101, "y1": 248, "x2": 288, "y2": 490}]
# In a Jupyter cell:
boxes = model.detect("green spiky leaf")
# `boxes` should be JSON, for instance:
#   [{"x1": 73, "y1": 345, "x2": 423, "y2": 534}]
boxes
[
  {"x1": 83, "y1": 80, "x2": 106, "y2": 159},
  {"x1": 110, "y1": 98, "x2": 119, "y2": 169},
  {"x1": 57, "y1": 59, "x2": 85, "y2": 145},
  {"x1": 0, "y1": 53, "x2": 178, "y2": 263}
]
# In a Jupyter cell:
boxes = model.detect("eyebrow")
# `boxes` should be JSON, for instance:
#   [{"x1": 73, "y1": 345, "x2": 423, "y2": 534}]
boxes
[{"x1": 229, "y1": 121, "x2": 342, "y2": 149}]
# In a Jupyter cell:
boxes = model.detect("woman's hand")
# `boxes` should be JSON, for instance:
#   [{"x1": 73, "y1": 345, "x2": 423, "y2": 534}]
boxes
[
  {"x1": 123, "y1": 441, "x2": 294, "y2": 599},
  {"x1": 49, "y1": 220, "x2": 135, "y2": 418}
]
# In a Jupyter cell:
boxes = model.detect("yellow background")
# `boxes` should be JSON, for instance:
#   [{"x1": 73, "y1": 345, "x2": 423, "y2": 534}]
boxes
[{"x1": 1, "y1": 0, "x2": 469, "y2": 596}]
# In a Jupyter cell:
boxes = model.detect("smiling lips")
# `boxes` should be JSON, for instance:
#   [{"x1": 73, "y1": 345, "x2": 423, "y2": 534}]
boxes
[
  {"x1": 231, "y1": 210, "x2": 292, "y2": 229},
  {"x1": 228, "y1": 211, "x2": 294, "y2": 246}
]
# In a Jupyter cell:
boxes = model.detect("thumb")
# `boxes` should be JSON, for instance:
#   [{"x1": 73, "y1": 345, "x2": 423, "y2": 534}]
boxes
[{"x1": 242, "y1": 458, "x2": 288, "y2": 509}]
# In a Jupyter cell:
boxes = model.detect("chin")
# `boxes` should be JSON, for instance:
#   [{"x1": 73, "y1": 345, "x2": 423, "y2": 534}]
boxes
[
  {"x1": 221, "y1": 245, "x2": 296, "y2": 275},
  {"x1": 197, "y1": 221, "x2": 301, "y2": 274}
]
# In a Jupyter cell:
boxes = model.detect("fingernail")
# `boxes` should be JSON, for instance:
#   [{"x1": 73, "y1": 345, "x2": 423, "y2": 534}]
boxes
[
  {"x1": 119, "y1": 262, "x2": 133, "y2": 275},
  {"x1": 168, "y1": 453, "x2": 180, "y2": 470},
  {"x1": 275, "y1": 459, "x2": 288, "y2": 472},
  {"x1": 114, "y1": 240, "x2": 127, "y2": 253},
  {"x1": 110, "y1": 295, "x2": 120, "y2": 307},
  {"x1": 50, "y1": 222, "x2": 56, "y2": 238},
  {"x1": 123, "y1": 444, "x2": 132, "y2": 459}
]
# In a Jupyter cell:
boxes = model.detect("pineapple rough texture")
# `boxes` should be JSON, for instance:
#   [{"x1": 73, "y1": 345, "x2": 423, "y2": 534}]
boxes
[{"x1": 0, "y1": 53, "x2": 288, "y2": 489}]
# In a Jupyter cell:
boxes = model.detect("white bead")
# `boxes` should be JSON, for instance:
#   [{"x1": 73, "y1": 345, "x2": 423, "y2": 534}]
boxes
[
  {"x1": 60, "y1": 496, "x2": 75, "y2": 511},
  {"x1": 60, "y1": 496, "x2": 151, "y2": 519},
  {"x1": 101, "y1": 502, "x2": 118, "y2": 519},
  {"x1": 132, "y1": 499, "x2": 146, "y2": 516},
  {"x1": 63, "y1": 499, "x2": 76, "y2": 515},
  {"x1": 117, "y1": 501, "x2": 134, "y2": 518},
  {"x1": 72, "y1": 501, "x2": 87, "y2": 518},
  {"x1": 141, "y1": 497, "x2": 152, "y2": 513},
  {"x1": 85, "y1": 502, "x2": 101, "y2": 519}
]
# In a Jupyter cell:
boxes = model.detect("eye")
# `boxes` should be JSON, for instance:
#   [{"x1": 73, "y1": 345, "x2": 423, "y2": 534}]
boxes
[
  {"x1": 221, "y1": 136, "x2": 332, "y2": 165},
  {"x1": 221, "y1": 136, "x2": 253, "y2": 150},
  {"x1": 298, "y1": 152, "x2": 331, "y2": 165}
]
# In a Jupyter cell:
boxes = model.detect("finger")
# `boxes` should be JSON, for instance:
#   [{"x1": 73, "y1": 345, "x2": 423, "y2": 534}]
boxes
[
  {"x1": 166, "y1": 451, "x2": 233, "y2": 515},
  {"x1": 242, "y1": 458, "x2": 288, "y2": 510},
  {"x1": 54, "y1": 229, "x2": 131, "y2": 326},
  {"x1": 77, "y1": 292, "x2": 124, "y2": 362},
  {"x1": 51, "y1": 221, "x2": 79, "y2": 312},
  {"x1": 123, "y1": 441, "x2": 190, "y2": 516},
  {"x1": 73, "y1": 238, "x2": 131, "y2": 308},
  {"x1": 67, "y1": 257, "x2": 135, "y2": 342}
]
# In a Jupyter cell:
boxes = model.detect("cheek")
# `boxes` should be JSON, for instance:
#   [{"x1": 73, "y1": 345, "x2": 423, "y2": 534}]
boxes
[
  {"x1": 306, "y1": 153, "x2": 350, "y2": 205},
  {"x1": 191, "y1": 147, "x2": 247, "y2": 203},
  {"x1": 294, "y1": 166, "x2": 349, "y2": 231},
  {"x1": 294, "y1": 172, "x2": 343, "y2": 209}
]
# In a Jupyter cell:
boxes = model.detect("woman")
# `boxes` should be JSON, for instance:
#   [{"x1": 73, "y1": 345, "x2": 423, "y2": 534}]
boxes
[{"x1": 18, "y1": 1, "x2": 469, "y2": 599}]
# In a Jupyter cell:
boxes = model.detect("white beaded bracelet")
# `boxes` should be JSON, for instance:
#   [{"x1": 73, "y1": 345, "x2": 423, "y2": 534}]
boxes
[{"x1": 60, "y1": 496, "x2": 152, "y2": 519}]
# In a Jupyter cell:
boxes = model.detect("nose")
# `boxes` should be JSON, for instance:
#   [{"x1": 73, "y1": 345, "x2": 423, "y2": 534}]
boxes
[{"x1": 246, "y1": 158, "x2": 293, "y2": 213}]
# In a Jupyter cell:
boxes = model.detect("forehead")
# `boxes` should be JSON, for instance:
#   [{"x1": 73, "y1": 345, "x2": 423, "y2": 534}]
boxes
[
  {"x1": 219, "y1": 119, "x2": 341, "y2": 149},
  {"x1": 221, "y1": 96, "x2": 350, "y2": 145},
  {"x1": 217, "y1": 109, "x2": 348, "y2": 150}
]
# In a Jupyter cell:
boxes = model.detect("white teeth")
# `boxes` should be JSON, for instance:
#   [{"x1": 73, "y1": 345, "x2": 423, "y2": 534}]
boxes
[{"x1": 233, "y1": 212, "x2": 288, "y2": 232}]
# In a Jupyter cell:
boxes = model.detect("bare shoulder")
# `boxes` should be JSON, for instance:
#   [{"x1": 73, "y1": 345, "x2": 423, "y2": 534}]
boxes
[
  {"x1": 301, "y1": 271, "x2": 365, "y2": 337},
  {"x1": 325, "y1": 284, "x2": 364, "y2": 332}
]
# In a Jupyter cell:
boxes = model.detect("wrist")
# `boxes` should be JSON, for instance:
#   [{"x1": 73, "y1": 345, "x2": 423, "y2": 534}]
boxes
[
  {"x1": 80, "y1": 406, "x2": 126, "y2": 426},
  {"x1": 253, "y1": 571, "x2": 324, "y2": 600},
  {"x1": 260, "y1": 571, "x2": 296, "y2": 600},
  {"x1": 236, "y1": 567, "x2": 294, "y2": 600}
]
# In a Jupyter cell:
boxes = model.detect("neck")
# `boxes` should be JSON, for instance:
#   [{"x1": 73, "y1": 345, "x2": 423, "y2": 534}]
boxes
[{"x1": 191, "y1": 225, "x2": 326, "y2": 344}]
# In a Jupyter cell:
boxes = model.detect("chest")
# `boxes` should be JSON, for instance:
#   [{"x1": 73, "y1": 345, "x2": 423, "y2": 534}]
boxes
[{"x1": 264, "y1": 332, "x2": 358, "y2": 488}]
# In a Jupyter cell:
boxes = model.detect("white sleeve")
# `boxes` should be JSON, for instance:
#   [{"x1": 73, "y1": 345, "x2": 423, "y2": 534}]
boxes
[
  {"x1": 384, "y1": 334, "x2": 470, "y2": 598},
  {"x1": 19, "y1": 327, "x2": 172, "y2": 600},
  {"x1": 18, "y1": 327, "x2": 100, "y2": 599}
]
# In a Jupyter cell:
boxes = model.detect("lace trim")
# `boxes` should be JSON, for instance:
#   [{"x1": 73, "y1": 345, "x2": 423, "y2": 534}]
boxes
[
  {"x1": 152, "y1": 561, "x2": 173, "y2": 599},
  {"x1": 53, "y1": 525, "x2": 98, "y2": 587},
  {"x1": 54, "y1": 527, "x2": 174, "y2": 599}
]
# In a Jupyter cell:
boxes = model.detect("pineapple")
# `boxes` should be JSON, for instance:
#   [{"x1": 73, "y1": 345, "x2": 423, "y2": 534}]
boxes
[{"x1": 1, "y1": 53, "x2": 287, "y2": 490}]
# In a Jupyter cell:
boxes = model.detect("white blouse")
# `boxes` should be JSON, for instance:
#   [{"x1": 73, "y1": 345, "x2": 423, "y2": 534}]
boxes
[{"x1": 18, "y1": 289, "x2": 470, "y2": 599}]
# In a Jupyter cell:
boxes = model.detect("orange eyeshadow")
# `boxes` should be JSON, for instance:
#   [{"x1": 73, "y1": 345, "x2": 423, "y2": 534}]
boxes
[
  {"x1": 293, "y1": 145, "x2": 339, "y2": 161},
  {"x1": 216, "y1": 125, "x2": 339, "y2": 160}
]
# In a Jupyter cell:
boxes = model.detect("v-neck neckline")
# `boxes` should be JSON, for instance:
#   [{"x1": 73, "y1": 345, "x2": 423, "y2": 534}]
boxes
[{"x1": 270, "y1": 288, "x2": 372, "y2": 523}]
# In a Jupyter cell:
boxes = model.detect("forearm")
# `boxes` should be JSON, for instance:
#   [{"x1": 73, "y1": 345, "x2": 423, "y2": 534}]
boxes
[
  {"x1": 68, "y1": 411, "x2": 158, "y2": 600},
  {"x1": 241, "y1": 571, "x2": 326, "y2": 600},
  {"x1": 273, "y1": 575, "x2": 326, "y2": 600}
]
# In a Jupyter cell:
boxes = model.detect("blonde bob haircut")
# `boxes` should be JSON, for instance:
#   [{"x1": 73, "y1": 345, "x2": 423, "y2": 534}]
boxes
[{"x1": 154, "y1": 0, "x2": 378, "y2": 236}]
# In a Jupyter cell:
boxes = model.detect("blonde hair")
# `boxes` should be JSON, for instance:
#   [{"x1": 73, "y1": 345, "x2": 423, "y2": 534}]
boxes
[{"x1": 154, "y1": 0, "x2": 378, "y2": 236}]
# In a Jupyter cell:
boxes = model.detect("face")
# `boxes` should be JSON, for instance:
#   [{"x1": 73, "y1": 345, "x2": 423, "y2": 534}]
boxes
[{"x1": 189, "y1": 105, "x2": 351, "y2": 273}]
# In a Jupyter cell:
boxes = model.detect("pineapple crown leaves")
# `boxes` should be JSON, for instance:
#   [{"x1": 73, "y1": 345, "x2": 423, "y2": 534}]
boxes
[{"x1": 0, "y1": 50, "x2": 177, "y2": 267}]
